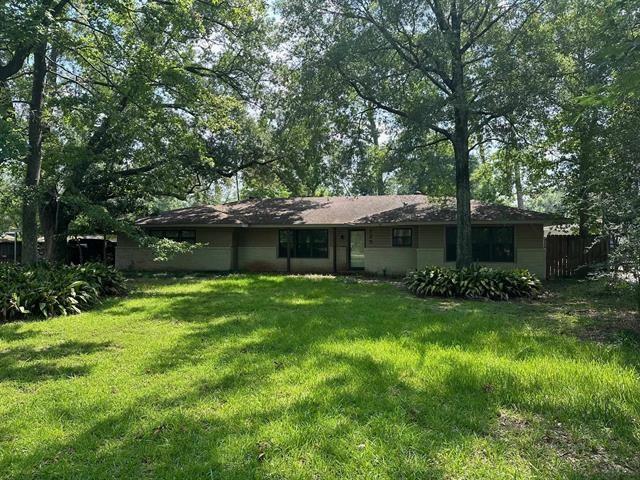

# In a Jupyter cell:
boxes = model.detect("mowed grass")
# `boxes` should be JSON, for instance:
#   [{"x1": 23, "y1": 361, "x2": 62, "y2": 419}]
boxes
[{"x1": 0, "y1": 275, "x2": 639, "y2": 480}]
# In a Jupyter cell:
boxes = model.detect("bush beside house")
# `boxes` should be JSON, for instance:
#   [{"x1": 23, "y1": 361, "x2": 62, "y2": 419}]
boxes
[{"x1": 405, "y1": 266, "x2": 543, "y2": 301}]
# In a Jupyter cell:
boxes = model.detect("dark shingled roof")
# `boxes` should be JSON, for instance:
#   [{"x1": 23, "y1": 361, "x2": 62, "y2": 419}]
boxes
[{"x1": 136, "y1": 195, "x2": 564, "y2": 227}]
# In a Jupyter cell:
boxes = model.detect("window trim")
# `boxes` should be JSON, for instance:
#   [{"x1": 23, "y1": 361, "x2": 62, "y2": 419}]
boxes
[
  {"x1": 445, "y1": 225, "x2": 515, "y2": 263},
  {"x1": 278, "y1": 229, "x2": 329, "y2": 259},
  {"x1": 392, "y1": 227, "x2": 413, "y2": 247}
]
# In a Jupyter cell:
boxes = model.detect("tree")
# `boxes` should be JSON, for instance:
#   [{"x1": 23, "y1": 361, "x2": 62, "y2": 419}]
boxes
[
  {"x1": 21, "y1": 41, "x2": 51, "y2": 264},
  {"x1": 2, "y1": 0, "x2": 271, "y2": 262},
  {"x1": 281, "y1": 0, "x2": 550, "y2": 267}
]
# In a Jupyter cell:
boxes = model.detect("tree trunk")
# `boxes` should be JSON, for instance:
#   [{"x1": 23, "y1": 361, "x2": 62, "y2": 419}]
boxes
[
  {"x1": 450, "y1": 10, "x2": 473, "y2": 269},
  {"x1": 366, "y1": 107, "x2": 385, "y2": 195},
  {"x1": 39, "y1": 191, "x2": 71, "y2": 263},
  {"x1": 21, "y1": 42, "x2": 48, "y2": 265},
  {"x1": 514, "y1": 162, "x2": 524, "y2": 209},
  {"x1": 453, "y1": 123, "x2": 473, "y2": 268}
]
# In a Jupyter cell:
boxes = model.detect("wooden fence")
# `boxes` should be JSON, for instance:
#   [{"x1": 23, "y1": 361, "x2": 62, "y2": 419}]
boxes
[{"x1": 545, "y1": 235, "x2": 609, "y2": 279}]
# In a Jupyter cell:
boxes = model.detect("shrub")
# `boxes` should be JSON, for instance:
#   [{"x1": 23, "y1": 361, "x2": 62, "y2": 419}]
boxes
[
  {"x1": 405, "y1": 265, "x2": 543, "y2": 301},
  {"x1": 1, "y1": 262, "x2": 127, "y2": 321}
]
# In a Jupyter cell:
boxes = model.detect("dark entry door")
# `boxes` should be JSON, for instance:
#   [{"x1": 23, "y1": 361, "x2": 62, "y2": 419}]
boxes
[{"x1": 349, "y1": 230, "x2": 365, "y2": 270}]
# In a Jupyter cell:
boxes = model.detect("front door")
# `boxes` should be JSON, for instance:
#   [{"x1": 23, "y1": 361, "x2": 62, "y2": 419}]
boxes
[{"x1": 349, "y1": 230, "x2": 365, "y2": 270}]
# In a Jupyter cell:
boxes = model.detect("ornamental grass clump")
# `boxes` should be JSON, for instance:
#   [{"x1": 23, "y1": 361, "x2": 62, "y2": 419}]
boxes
[
  {"x1": 405, "y1": 265, "x2": 543, "y2": 300},
  {"x1": 1, "y1": 262, "x2": 127, "y2": 321}
]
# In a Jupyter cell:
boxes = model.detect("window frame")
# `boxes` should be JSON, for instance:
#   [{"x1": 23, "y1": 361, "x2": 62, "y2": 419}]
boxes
[
  {"x1": 392, "y1": 228, "x2": 413, "y2": 247},
  {"x1": 148, "y1": 229, "x2": 197, "y2": 244},
  {"x1": 445, "y1": 225, "x2": 515, "y2": 263},
  {"x1": 278, "y1": 229, "x2": 329, "y2": 259}
]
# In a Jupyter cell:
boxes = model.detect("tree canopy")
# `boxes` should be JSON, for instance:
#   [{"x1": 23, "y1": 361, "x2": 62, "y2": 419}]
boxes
[{"x1": 0, "y1": 0, "x2": 638, "y2": 273}]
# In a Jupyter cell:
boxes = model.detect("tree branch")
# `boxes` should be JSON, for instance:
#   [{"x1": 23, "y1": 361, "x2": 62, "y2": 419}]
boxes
[{"x1": 0, "y1": 0, "x2": 71, "y2": 81}]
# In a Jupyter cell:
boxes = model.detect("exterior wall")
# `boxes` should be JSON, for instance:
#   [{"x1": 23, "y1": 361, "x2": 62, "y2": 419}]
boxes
[
  {"x1": 116, "y1": 223, "x2": 547, "y2": 277},
  {"x1": 515, "y1": 248, "x2": 546, "y2": 278},
  {"x1": 237, "y1": 228, "x2": 338, "y2": 273},
  {"x1": 363, "y1": 227, "x2": 418, "y2": 276},
  {"x1": 364, "y1": 247, "x2": 417, "y2": 275},
  {"x1": 116, "y1": 246, "x2": 233, "y2": 271},
  {"x1": 115, "y1": 228, "x2": 233, "y2": 271},
  {"x1": 514, "y1": 224, "x2": 546, "y2": 277},
  {"x1": 416, "y1": 223, "x2": 547, "y2": 278}
]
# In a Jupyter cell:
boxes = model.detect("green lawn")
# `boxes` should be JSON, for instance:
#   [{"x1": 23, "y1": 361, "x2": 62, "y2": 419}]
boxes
[{"x1": 1, "y1": 275, "x2": 639, "y2": 479}]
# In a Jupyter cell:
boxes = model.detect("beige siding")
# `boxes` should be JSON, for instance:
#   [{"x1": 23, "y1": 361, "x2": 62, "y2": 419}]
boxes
[
  {"x1": 366, "y1": 227, "x2": 391, "y2": 248},
  {"x1": 237, "y1": 228, "x2": 276, "y2": 247},
  {"x1": 516, "y1": 224, "x2": 543, "y2": 249},
  {"x1": 416, "y1": 225, "x2": 445, "y2": 269},
  {"x1": 115, "y1": 223, "x2": 546, "y2": 277},
  {"x1": 237, "y1": 246, "x2": 284, "y2": 271},
  {"x1": 119, "y1": 228, "x2": 233, "y2": 247},
  {"x1": 364, "y1": 247, "x2": 416, "y2": 275},
  {"x1": 417, "y1": 248, "x2": 444, "y2": 268},
  {"x1": 417, "y1": 225, "x2": 444, "y2": 248},
  {"x1": 516, "y1": 248, "x2": 546, "y2": 278},
  {"x1": 236, "y1": 229, "x2": 282, "y2": 271},
  {"x1": 116, "y1": 247, "x2": 233, "y2": 271},
  {"x1": 116, "y1": 228, "x2": 234, "y2": 271},
  {"x1": 361, "y1": 227, "x2": 418, "y2": 275},
  {"x1": 197, "y1": 228, "x2": 233, "y2": 246}
]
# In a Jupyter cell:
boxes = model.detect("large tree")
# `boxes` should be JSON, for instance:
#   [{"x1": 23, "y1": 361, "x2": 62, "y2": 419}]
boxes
[
  {"x1": 280, "y1": 0, "x2": 550, "y2": 267},
  {"x1": 2, "y1": 0, "x2": 270, "y2": 262}
]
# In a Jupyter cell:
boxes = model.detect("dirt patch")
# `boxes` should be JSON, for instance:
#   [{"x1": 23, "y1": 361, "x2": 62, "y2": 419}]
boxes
[
  {"x1": 492, "y1": 411, "x2": 638, "y2": 476},
  {"x1": 494, "y1": 409, "x2": 531, "y2": 437},
  {"x1": 577, "y1": 313, "x2": 640, "y2": 343},
  {"x1": 539, "y1": 286, "x2": 640, "y2": 344},
  {"x1": 543, "y1": 421, "x2": 638, "y2": 476}
]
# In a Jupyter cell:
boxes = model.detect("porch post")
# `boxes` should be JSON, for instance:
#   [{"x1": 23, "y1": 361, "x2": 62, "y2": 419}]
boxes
[{"x1": 332, "y1": 228, "x2": 337, "y2": 273}]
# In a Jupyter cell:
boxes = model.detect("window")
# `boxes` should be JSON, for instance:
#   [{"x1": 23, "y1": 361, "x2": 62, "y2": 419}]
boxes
[
  {"x1": 148, "y1": 229, "x2": 197, "y2": 244},
  {"x1": 278, "y1": 229, "x2": 329, "y2": 258},
  {"x1": 392, "y1": 228, "x2": 413, "y2": 247},
  {"x1": 445, "y1": 226, "x2": 514, "y2": 263}
]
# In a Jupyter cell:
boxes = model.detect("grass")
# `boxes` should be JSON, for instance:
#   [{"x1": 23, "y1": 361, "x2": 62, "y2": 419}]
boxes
[{"x1": 0, "y1": 274, "x2": 639, "y2": 479}]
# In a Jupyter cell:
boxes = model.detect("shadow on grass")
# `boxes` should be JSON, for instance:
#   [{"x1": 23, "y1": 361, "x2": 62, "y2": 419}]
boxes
[
  {"x1": 0, "y1": 340, "x2": 113, "y2": 383},
  {"x1": 0, "y1": 323, "x2": 38, "y2": 343},
  {"x1": 2, "y1": 275, "x2": 639, "y2": 478}
]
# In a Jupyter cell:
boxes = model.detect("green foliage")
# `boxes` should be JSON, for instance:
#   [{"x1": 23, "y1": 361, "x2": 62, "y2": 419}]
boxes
[
  {"x1": 0, "y1": 262, "x2": 127, "y2": 321},
  {"x1": 2, "y1": 0, "x2": 272, "y2": 262},
  {"x1": 405, "y1": 266, "x2": 543, "y2": 301},
  {"x1": 141, "y1": 237, "x2": 205, "y2": 262}
]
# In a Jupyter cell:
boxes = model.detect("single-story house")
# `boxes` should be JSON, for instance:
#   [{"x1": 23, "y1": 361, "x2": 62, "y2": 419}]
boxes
[{"x1": 116, "y1": 195, "x2": 563, "y2": 278}]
